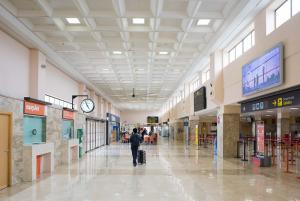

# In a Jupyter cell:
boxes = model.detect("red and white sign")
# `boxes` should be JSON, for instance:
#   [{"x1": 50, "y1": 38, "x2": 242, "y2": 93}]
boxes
[
  {"x1": 63, "y1": 110, "x2": 74, "y2": 120},
  {"x1": 256, "y1": 122, "x2": 265, "y2": 154},
  {"x1": 24, "y1": 101, "x2": 46, "y2": 116}
]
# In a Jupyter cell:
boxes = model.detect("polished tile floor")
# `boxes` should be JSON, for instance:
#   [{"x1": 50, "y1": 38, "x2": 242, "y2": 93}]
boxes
[{"x1": 1, "y1": 138, "x2": 300, "y2": 201}]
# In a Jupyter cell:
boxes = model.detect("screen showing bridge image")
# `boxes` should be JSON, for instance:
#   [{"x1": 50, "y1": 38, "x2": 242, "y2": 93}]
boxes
[{"x1": 242, "y1": 43, "x2": 283, "y2": 96}]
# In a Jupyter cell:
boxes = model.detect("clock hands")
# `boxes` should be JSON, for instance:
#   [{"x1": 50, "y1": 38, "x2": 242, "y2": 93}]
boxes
[{"x1": 85, "y1": 101, "x2": 90, "y2": 110}]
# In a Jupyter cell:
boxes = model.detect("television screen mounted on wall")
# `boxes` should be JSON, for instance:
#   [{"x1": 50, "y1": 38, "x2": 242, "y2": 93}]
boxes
[{"x1": 242, "y1": 43, "x2": 284, "y2": 96}]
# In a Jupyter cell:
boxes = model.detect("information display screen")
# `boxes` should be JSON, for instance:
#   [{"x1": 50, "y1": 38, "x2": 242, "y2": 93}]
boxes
[
  {"x1": 194, "y1": 87, "x2": 207, "y2": 112},
  {"x1": 147, "y1": 116, "x2": 159, "y2": 124},
  {"x1": 242, "y1": 43, "x2": 283, "y2": 96}
]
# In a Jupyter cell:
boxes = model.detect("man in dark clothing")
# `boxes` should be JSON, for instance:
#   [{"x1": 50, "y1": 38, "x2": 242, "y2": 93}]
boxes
[{"x1": 130, "y1": 128, "x2": 141, "y2": 166}]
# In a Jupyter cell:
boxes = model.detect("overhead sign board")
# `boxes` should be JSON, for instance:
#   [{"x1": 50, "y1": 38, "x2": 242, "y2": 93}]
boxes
[
  {"x1": 24, "y1": 101, "x2": 47, "y2": 116},
  {"x1": 241, "y1": 87, "x2": 300, "y2": 113},
  {"x1": 62, "y1": 110, "x2": 74, "y2": 120}
]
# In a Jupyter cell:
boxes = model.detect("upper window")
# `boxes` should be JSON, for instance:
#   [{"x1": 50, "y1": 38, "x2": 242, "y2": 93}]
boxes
[
  {"x1": 226, "y1": 30, "x2": 255, "y2": 65},
  {"x1": 45, "y1": 94, "x2": 76, "y2": 110},
  {"x1": 275, "y1": 0, "x2": 291, "y2": 28},
  {"x1": 274, "y1": 0, "x2": 300, "y2": 29},
  {"x1": 202, "y1": 67, "x2": 210, "y2": 84}
]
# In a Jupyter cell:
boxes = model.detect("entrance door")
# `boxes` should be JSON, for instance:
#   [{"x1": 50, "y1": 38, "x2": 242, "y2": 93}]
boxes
[{"x1": 0, "y1": 114, "x2": 10, "y2": 190}]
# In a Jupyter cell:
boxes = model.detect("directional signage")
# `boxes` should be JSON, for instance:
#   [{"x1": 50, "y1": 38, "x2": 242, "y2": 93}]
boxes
[{"x1": 241, "y1": 87, "x2": 300, "y2": 113}]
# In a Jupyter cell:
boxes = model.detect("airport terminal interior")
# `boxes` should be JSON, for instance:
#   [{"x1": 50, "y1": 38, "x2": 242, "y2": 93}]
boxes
[{"x1": 0, "y1": 0, "x2": 300, "y2": 200}]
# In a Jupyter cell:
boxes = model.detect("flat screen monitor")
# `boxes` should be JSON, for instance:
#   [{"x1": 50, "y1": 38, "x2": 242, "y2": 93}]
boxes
[
  {"x1": 194, "y1": 86, "x2": 207, "y2": 112},
  {"x1": 147, "y1": 116, "x2": 159, "y2": 124},
  {"x1": 242, "y1": 43, "x2": 283, "y2": 96}
]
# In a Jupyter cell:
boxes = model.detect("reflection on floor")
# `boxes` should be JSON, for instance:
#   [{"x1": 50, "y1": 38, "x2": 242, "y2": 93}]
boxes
[{"x1": 0, "y1": 138, "x2": 300, "y2": 201}]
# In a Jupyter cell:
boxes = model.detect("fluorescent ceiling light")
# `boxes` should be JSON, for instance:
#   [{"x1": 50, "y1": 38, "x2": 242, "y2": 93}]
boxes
[
  {"x1": 159, "y1": 51, "x2": 168, "y2": 55},
  {"x1": 132, "y1": 18, "x2": 145, "y2": 24},
  {"x1": 113, "y1": 51, "x2": 122, "y2": 55},
  {"x1": 290, "y1": 107, "x2": 299, "y2": 110},
  {"x1": 197, "y1": 19, "x2": 211, "y2": 26},
  {"x1": 266, "y1": 110, "x2": 273, "y2": 113},
  {"x1": 103, "y1": 68, "x2": 109, "y2": 71},
  {"x1": 66, "y1": 18, "x2": 80, "y2": 24}
]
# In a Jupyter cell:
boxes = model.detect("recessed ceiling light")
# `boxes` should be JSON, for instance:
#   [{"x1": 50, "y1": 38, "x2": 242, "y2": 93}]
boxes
[
  {"x1": 113, "y1": 51, "x2": 122, "y2": 55},
  {"x1": 159, "y1": 51, "x2": 168, "y2": 55},
  {"x1": 132, "y1": 18, "x2": 145, "y2": 24},
  {"x1": 197, "y1": 19, "x2": 211, "y2": 26},
  {"x1": 66, "y1": 18, "x2": 80, "y2": 24},
  {"x1": 103, "y1": 68, "x2": 109, "y2": 71}
]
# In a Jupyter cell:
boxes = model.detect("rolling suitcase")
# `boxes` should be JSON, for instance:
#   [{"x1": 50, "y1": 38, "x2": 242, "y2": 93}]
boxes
[{"x1": 138, "y1": 150, "x2": 146, "y2": 164}]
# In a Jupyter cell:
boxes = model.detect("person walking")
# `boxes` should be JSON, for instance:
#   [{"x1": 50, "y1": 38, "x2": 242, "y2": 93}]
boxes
[{"x1": 130, "y1": 128, "x2": 141, "y2": 166}]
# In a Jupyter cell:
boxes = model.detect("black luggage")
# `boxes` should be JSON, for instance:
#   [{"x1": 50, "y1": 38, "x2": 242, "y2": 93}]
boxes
[{"x1": 138, "y1": 150, "x2": 146, "y2": 164}]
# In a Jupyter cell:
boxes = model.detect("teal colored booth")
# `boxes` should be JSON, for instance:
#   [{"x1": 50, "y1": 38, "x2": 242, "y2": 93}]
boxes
[
  {"x1": 23, "y1": 115, "x2": 46, "y2": 144},
  {"x1": 62, "y1": 120, "x2": 74, "y2": 139}
]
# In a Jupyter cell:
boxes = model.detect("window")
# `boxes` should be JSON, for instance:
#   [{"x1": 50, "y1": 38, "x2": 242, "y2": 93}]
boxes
[
  {"x1": 273, "y1": 0, "x2": 300, "y2": 30},
  {"x1": 45, "y1": 94, "x2": 76, "y2": 109},
  {"x1": 226, "y1": 30, "x2": 255, "y2": 65},
  {"x1": 292, "y1": 0, "x2": 300, "y2": 15},
  {"x1": 235, "y1": 42, "x2": 243, "y2": 58},
  {"x1": 243, "y1": 33, "x2": 252, "y2": 52},
  {"x1": 275, "y1": 0, "x2": 291, "y2": 28},
  {"x1": 202, "y1": 67, "x2": 210, "y2": 84},
  {"x1": 229, "y1": 48, "x2": 235, "y2": 63}
]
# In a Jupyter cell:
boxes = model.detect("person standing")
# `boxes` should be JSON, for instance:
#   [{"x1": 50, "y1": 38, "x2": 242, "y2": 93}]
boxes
[{"x1": 130, "y1": 128, "x2": 141, "y2": 166}]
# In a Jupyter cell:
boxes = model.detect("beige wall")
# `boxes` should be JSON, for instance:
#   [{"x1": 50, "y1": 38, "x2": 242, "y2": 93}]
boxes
[
  {"x1": 120, "y1": 110, "x2": 159, "y2": 124},
  {"x1": 0, "y1": 29, "x2": 30, "y2": 99},
  {"x1": 45, "y1": 62, "x2": 80, "y2": 103},
  {"x1": 223, "y1": 8, "x2": 300, "y2": 105}
]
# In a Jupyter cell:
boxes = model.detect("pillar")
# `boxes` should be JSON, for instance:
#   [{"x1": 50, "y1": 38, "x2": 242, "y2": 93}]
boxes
[
  {"x1": 29, "y1": 49, "x2": 46, "y2": 100},
  {"x1": 217, "y1": 105, "x2": 240, "y2": 158},
  {"x1": 277, "y1": 109, "x2": 290, "y2": 138}
]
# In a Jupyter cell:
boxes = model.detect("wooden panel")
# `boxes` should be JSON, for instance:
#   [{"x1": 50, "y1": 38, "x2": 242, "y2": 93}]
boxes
[{"x1": 0, "y1": 114, "x2": 9, "y2": 190}]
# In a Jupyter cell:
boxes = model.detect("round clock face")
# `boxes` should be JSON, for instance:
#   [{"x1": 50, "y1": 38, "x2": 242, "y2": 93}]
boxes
[{"x1": 80, "y1": 99, "x2": 95, "y2": 113}]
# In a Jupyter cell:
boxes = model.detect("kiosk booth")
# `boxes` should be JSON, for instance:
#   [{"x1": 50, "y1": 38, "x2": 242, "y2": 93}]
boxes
[
  {"x1": 22, "y1": 97, "x2": 54, "y2": 181},
  {"x1": 61, "y1": 108, "x2": 79, "y2": 165}
]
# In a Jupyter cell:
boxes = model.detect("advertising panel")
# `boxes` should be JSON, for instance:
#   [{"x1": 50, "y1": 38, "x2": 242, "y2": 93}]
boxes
[
  {"x1": 242, "y1": 43, "x2": 283, "y2": 96},
  {"x1": 256, "y1": 121, "x2": 265, "y2": 154}
]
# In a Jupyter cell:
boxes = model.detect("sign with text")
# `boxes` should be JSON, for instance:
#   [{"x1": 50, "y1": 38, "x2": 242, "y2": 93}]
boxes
[
  {"x1": 241, "y1": 87, "x2": 300, "y2": 113},
  {"x1": 24, "y1": 101, "x2": 46, "y2": 116},
  {"x1": 256, "y1": 122, "x2": 265, "y2": 154},
  {"x1": 63, "y1": 110, "x2": 74, "y2": 120}
]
